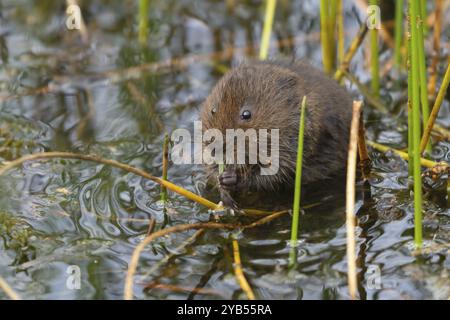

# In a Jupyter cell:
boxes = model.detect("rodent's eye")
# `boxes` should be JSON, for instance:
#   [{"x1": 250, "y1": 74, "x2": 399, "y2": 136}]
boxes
[
  {"x1": 240, "y1": 110, "x2": 252, "y2": 120},
  {"x1": 211, "y1": 105, "x2": 217, "y2": 115}
]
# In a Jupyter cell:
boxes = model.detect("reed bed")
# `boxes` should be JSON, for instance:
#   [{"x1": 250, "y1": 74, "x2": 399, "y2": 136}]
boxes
[{"x1": 320, "y1": 0, "x2": 448, "y2": 277}]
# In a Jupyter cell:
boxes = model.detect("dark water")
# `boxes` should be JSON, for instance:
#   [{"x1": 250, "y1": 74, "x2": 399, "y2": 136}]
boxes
[{"x1": 0, "y1": 0, "x2": 449, "y2": 300}]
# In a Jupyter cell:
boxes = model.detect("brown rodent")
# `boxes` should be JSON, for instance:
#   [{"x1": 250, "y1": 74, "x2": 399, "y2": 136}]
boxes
[{"x1": 200, "y1": 59, "x2": 353, "y2": 208}]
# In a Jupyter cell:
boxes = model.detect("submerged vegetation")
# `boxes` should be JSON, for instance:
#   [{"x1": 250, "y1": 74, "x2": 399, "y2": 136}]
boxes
[{"x1": 0, "y1": 0, "x2": 449, "y2": 300}]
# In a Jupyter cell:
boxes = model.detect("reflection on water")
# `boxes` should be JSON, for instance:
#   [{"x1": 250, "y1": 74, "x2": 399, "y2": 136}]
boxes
[{"x1": 0, "y1": 0, "x2": 449, "y2": 299}]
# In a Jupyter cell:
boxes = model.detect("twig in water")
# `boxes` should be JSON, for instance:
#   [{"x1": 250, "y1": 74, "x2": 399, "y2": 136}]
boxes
[
  {"x1": 0, "y1": 150, "x2": 280, "y2": 217},
  {"x1": 124, "y1": 210, "x2": 288, "y2": 300},
  {"x1": 146, "y1": 216, "x2": 156, "y2": 237},
  {"x1": 420, "y1": 62, "x2": 450, "y2": 154},
  {"x1": 141, "y1": 229, "x2": 205, "y2": 280},
  {"x1": 124, "y1": 222, "x2": 235, "y2": 300},
  {"x1": 0, "y1": 276, "x2": 20, "y2": 300},
  {"x1": 0, "y1": 151, "x2": 220, "y2": 210},
  {"x1": 367, "y1": 140, "x2": 440, "y2": 169},
  {"x1": 334, "y1": 24, "x2": 368, "y2": 82},
  {"x1": 346, "y1": 100, "x2": 363, "y2": 300},
  {"x1": 243, "y1": 210, "x2": 289, "y2": 229},
  {"x1": 342, "y1": 72, "x2": 388, "y2": 113},
  {"x1": 142, "y1": 282, "x2": 222, "y2": 297},
  {"x1": 231, "y1": 236, "x2": 255, "y2": 300}
]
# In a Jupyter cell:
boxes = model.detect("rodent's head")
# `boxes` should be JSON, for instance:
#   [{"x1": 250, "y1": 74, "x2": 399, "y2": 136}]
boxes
[
  {"x1": 201, "y1": 62, "x2": 300, "y2": 134},
  {"x1": 200, "y1": 61, "x2": 302, "y2": 192}
]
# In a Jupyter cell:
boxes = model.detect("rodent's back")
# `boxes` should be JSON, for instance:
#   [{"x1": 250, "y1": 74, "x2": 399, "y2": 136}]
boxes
[{"x1": 276, "y1": 60, "x2": 353, "y2": 183}]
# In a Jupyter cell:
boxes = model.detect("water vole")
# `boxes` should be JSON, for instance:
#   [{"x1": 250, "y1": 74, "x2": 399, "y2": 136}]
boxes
[{"x1": 200, "y1": 59, "x2": 353, "y2": 207}]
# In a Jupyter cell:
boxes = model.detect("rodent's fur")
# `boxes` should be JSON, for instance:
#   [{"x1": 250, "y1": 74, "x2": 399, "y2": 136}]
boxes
[{"x1": 200, "y1": 59, "x2": 353, "y2": 202}]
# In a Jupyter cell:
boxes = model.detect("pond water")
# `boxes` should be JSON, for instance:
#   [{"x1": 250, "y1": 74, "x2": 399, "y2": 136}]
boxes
[{"x1": 0, "y1": 0, "x2": 449, "y2": 300}]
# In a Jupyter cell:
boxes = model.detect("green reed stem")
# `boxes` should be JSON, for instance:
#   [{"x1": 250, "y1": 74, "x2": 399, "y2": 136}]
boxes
[
  {"x1": 160, "y1": 133, "x2": 169, "y2": 203},
  {"x1": 328, "y1": 0, "x2": 338, "y2": 42},
  {"x1": 329, "y1": 0, "x2": 337, "y2": 69},
  {"x1": 337, "y1": 0, "x2": 344, "y2": 67},
  {"x1": 394, "y1": 0, "x2": 404, "y2": 68},
  {"x1": 409, "y1": 0, "x2": 423, "y2": 248},
  {"x1": 416, "y1": 1, "x2": 431, "y2": 153},
  {"x1": 259, "y1": 0, "x2": 277, "y2": 60},
  {"x1": 289, "y1": 96, "x2": 307, "y2": 268},
  {"x1": 420, "y1": 0, "x2": 428, "y2": 34},
  {"x1": 320, "y1": 0, "x2": 336, "y2": 74},
  {"x1": 138, "y1": 0, "x2": 150, "y2": 45},
  {"x1": 420, "y1": 62, "x2": 450, "y2": 154},
  {"x1": 407, "y1": 98, "x2": 414, "y2": 176},
  {"x1": 407, "y1": 19, "x2": 414, "y2": 176},
  {"x1": 369, "y1": 0, "x2": 380, "y2": 97}
]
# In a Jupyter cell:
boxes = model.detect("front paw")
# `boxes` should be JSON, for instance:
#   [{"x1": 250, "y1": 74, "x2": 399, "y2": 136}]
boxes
[{"x1": 218, "y1": 170, "x2": 238, "y2": 191}]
